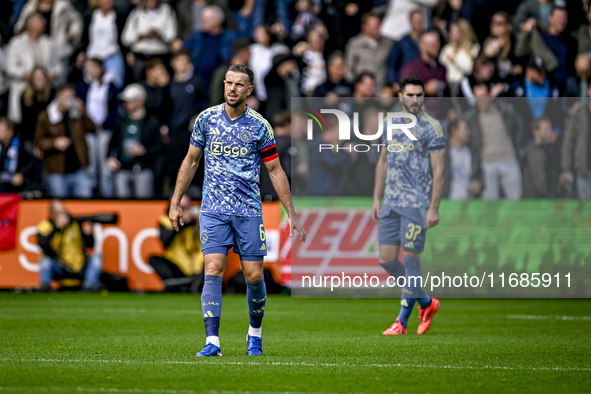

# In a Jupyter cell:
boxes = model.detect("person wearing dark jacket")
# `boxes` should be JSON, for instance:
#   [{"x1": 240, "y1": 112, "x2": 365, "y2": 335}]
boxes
[
  {"x1": 0, "y1": 118, "x2": 37, "y2": 193},
  {"x1": 521, "y1": 116, "x2": 559, "y2": 198},
  {"x1": 148, "y1": 194, "x2": 204, "y2": 293},
  {"x1": 76, "y1": 58, "x2": 119, "y2": 198},
  {"x1": 264, "y1": 55, "x2": 300, "y2": 121},
  {"x1": 307, "y1": 117, "x2": 352, "y2": 196},
  {"x1": 167, "y1": 49, "x2": 207, "y2": 188},
  {"x1": 36, "y1": 199, "x2": 103, "y2": 291},
  {"x1": 107, "y1": 83, "x2": 161, "y2": 199},
  {"x1": 34, "y1": 84, "x2": 97, "y2": 199},
  {"x1": 17, "y1": 67, "x2": 55, "y2": 148}
]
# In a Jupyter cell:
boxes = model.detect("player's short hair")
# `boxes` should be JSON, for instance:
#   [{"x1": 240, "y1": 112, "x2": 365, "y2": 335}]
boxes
[
  {"x1": 399, "y1": 76, "x2": 424, "y2": 93},
  {"x1": 226, "y1": 64, "x2": 254, "y2": 86},
  {"x1": 171, "y1": 49, "x2": 192, "y2": 61},
  {"x1": 531, "y1": 116, "x2": 551, "y2": 131}
]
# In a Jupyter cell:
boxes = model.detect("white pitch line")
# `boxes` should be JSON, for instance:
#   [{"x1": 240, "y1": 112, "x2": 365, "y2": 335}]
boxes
[
  {"x1": 0, "y1": 388, "x2": 404, "y2": 394},
  {"x1": 506, "y1": 315, "x2": 591, "y2": 321},
  {"x1": 0, "y1": 358, "x2": 589, "y2": 372}
]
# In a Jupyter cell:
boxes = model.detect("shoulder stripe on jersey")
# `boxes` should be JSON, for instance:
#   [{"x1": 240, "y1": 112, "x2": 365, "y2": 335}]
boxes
[
  {"x1": 246, "y1": 108, "x2": 274, "y2": 138},
  {"x1": 420, "y1": 112, "x2": 444, "y2": 138},
  {"x1": 194, "y1": 104, "x2": 222, "y2": 127}
]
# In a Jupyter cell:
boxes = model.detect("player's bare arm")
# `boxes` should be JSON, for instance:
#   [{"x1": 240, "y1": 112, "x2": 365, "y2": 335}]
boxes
[
  {"x1": 264, "y1": 158, "x2": 306, "y2": 242},
  {"x1": 169, "y1": 145, "x2": 203, "y2": 231},
  {"x1": 427, "y1": 150, "x2": 444, "y2": 228},
  {"x1": 372, "y1": 148, "x2": 388, "y2": 221}
]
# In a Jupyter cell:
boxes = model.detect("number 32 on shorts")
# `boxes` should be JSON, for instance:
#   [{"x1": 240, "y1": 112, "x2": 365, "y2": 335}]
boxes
[
  {"x1": 259, "y1": 224, "x2": 266, "y2": 241},
  {"x1": 405, "y1": 223, "x2": 422, "y2": 240}
]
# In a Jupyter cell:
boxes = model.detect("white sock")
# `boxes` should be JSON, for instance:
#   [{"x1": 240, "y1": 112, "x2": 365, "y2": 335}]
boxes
[
  {"x1": 206, "y1": 336, "x2": 220, "y2": 347},
  {"x1": 248, "y1": 325, "x2": 262, "y2": 338}
]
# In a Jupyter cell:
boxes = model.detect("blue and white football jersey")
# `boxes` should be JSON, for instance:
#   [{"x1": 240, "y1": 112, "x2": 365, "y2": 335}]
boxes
[{"x1": 190, "y1": 104, "x2": 277, "y2": 217}]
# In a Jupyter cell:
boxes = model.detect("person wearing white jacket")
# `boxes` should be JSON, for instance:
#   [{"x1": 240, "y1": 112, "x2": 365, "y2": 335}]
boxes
[
  {"x1": 439, "y1": 19, "x2": 480, "y2": 93},
  {"x1": 380, "y1": 0, "x2": 437, "y2": 42},
  {"x1": 122, "y1": 0, "x2": 178, "y2": 80},
  {"x1": 4, "y1": 13, "x2": 62, "y2": 123},
  {"x1": 14, "y1": 0, "x2": 83, "y2": 73}
]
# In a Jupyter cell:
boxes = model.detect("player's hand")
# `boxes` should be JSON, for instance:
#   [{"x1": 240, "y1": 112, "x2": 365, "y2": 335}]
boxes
[
  {"x1": 289, "y1": 215, "x2": 306, "y2": 242},
  {"x1": 371, "y1": 199, "x2": 381, "y2": 221},
  {"x1": 426, "y1": 208, "x2": 439, "y2": 228},
  {"x1": 169, "y1": 204, "x2": 184, "y2": 232}
]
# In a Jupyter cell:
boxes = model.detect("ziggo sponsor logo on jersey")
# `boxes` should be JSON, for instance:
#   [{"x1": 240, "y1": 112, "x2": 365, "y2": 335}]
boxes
[{"x1": 210, "y1": 142, "x2": 249, "y2": 157}]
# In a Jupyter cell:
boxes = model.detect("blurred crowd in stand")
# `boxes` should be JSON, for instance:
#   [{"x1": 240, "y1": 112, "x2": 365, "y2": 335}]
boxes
[{"x1": 0, "y1": 0, "x2": 590, "y2": 200}]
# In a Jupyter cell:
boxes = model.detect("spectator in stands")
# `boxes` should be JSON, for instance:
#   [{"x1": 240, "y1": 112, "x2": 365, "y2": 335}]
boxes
[
  {"x1": 290, "y1": 0, "x2": 320, "y2": 42},
  {"x1": 34, "y1": 84, "x2": 96, "y2": 198},
  {"x1": 295, "y1": 25, "x2": 327, "y2": 97},
  {"x1": 80, "y1": 0, "x2": 125, "y2": 88},
  {"x1": 107, "y1": 83, "x2": 161, "y2": 199},
  {"x1": 0, "y1": 117, "x2": 36, "y2": 193},
  {"x1": 399, "y1": 31, "x2": 446, "y2": 97},
  {"x1": 439, "y1": 19, "x2": 479, "y2": 96},
  {"x1": 561, "y1": 83, "x2": 591, "y2": 200},
  {"x1": 464, "y1": 83, "x2": 523, "y2": 200},
  {"x1": 513, "y1": 0, "x2": 557, "y2": 33},
  {"x1": 260, "y1": 110, "x2": 292, "y2": 201},
  {"x1": 307, "y1": 115, "x2": 351, "y2": 196},
  {"x1": 249, "y1": 24, "x2": 288, "y2": 102},
  {"x1": 312, "y1": 51, "x2": 352, "y2": 97},
  {"x1": 121, "y1": 0, "x2": 178, "y2": 81},
  {"x1": 18, "y1": 67, "x2": 55, "y2": 148},
  {"x1": 574, "y1": 7, "x2": 591, "y2": 95},
  {"x1": 76, "y1": 58, "x2": 119, "y2": 198},
  {"x1": 210, "y1": 39, "x2": 251, "y2": 105},
  {"x1": 176, "y1": 0, "x2": 235, "y2": 42},
  {"x1": 346, "y1": 106, "x2": 381, "y2": 196},
  {"x1": 139, "y1": 58, "x2": 171, "y2": 125},
  {"x1": 516, "y1": 6, "x2": 576, "y2": 95},
  {"x1": 167, "y1": 49, "x2": 207, "y2": 187},
  {"x1": 264, "y1": 54, "x2": 299, "y2": 120},
  {"x1": 252, "y1": 0, "x2": 292, "y2": 36},
  {"x1": 482, "y1": 11, "x2": 526, "y2": 83},
  {"x1": 15, "y1": 0, "x2": 83, "y2": 81},
  {"x1": 345, "y1": 12, "x2": 393, "y2": 92},
  {"x1": 443, "y1": 118, "x2": 482, "y2": 200},
  {"x1": 183, "y1": 5, "x2": 236, "y2": 92},
  {"x1": 521, "y1": 116, "x2": 559, "y2": 198},
  {"x1": 5, "y1": 12, "x2": 61, "y2": 123},
  {"x1": 36, "y1": 199, "x2": 103, "y2": 291},
  {"x1": 388, "y1": 10, "x2": 423, "y2": 91},
  {"x1": 380, "y1": 0, "x2": 437, "y2": 42},
  {"x1": 139, "y1": 58, "x2": 171, "y2": 197},
  {"x1": 149, "y1": 194, "x2": 204, "y2": 293},
  {"x1": 0, "y1": 34, "x2": 8, "y2": 118}
]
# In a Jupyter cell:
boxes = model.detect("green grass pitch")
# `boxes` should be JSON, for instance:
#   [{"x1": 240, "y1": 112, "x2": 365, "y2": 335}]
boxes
[{"x1": 1, "y1": 293, "x2": 590, "y2": 393}]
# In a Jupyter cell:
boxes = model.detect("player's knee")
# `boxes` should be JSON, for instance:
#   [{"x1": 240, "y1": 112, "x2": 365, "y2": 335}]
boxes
[{"x1": 244, "y1": 271, "x2": 263, "y2": 283}]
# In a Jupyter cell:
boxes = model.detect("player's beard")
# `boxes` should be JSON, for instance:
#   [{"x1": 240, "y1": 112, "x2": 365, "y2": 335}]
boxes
[
  {"x1": 225, "y1": 91, "x2": 246, "y2": 108},
  {"x1": 403, "y1": 100, "x2": 423, "y2": 116}
]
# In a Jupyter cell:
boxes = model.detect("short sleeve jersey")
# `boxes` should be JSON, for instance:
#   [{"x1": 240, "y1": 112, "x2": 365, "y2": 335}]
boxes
[
  {"x1": 190, "y1": 104, "x2": 278, "y2": 217},
  {"x1": 382, "y1": 110, "x2": 445, "y2": 208}
]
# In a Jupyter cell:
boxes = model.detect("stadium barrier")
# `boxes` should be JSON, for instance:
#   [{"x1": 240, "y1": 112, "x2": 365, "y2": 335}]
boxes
[{"x1": 0, "y1": 198, "x2": 282, "y2": 290}]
